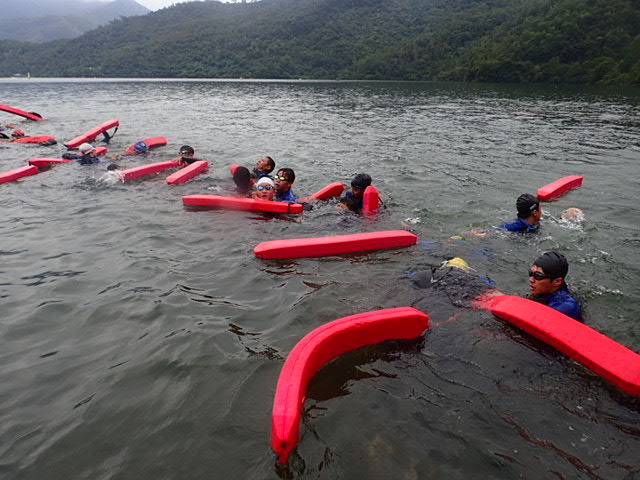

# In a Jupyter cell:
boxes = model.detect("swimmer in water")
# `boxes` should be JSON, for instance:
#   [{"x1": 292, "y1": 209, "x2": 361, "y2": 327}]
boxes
[
  {"x1": 252, "y1": 176, "x2": 276, "y2": 201},
  {"x1": 499, "y1": 193, "x2": 542, "y2": 233},
  {"x1": 232, "y1": 166, "x2": 253, "y2": 197},
  {"x1": 528, "y1": 251, "x2": 582, "y2": 321},
  {"x1": 274, "y1": 168, "x2": 297, "y2": 202},
  {"x1": 339, "y1": 173, "x2": 372, "y2": 214},
  {"x1": 62, "y1": 143, "x2": 102, "y2": 165},
  {"x1": 252, "y1": 156, "x2": 275, "y2": 180}
]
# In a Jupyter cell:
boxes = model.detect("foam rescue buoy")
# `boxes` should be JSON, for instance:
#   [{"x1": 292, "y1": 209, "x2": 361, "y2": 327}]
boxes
[
  {"x1": 537, "y1": 175, "x2": 583, "y2": 201},
  {"x1": 271, "y1": 307, "x2": 430, "y2": 464},
  {"x1": 183, "y1": 194, "x2": 303, "y2": 214},
  {"x1": 254, "y1": 230, "x2": 418, "y2": 259}
]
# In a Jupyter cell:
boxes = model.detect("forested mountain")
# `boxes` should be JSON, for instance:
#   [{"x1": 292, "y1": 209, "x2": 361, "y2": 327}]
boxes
[
  {"x1": 0, "y1": 0, "x2": 150, "y2": 43},
  {"x1": 0, "y1": 0, "x2": 638, "y2": 85}
]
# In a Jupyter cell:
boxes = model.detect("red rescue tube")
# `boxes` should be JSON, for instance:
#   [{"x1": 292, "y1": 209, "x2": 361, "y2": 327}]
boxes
[
  {"x1": 94, "y1": 146, "x2": 108, "y2": 156},
  {"x1": 229, "y1": 164, "x2": 240, "y2": 175},
  {"x1": 11, "y1": 135, "x2": 56, "y2": 143},
  {"x1": 123, "y1": 136, "x2": 168, "y2": 155},
  {"x1": 537, "y1": 175, "x2": 583, "y2": 201},
  {"x1": 119, "y1": 160, "x2": 182, "y2": 181},
  {"x1": 271, "y1": 307, "x2": 430, "y2": 464},
  {"x1": 66, "y1": 119, "x2": 119, "y2": 148},
  {"x1": 486, "y1": 295, "x2": 640, "y2": 395},
  {"x1": 0, "y1": 104, "x2": 45, "y2": 121},
  {"x1": 0, "y1": 165, "x2": 39, "y2": 185},
  {"x1": 298, "y1": 182, "x2": 344, "y2": 202},
  {"x1": 254, "y1": 230, "x2": 417, "y2": 260},
  {"x1": 362, "y1": 185, "x2": 381, "y2": 216},
  {"x1": 183, "y1": 195, "x2": 303, "y2": 214},
  {"x1": 29, "y1": 158, "x2": 71, "y2": 167},
  {"x1": 166, "y1": 160, "x2": 209, "y2": 184}
]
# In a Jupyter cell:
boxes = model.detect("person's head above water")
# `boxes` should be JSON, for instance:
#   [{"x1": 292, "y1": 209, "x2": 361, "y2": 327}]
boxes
[
  {"x1": 274, "y1": 168, "x2": 295, "y2": 193},
  {"x1": 253, "y1": 176, "x2": 275, "y2": 201},
  {"x1": 561, "y1": 207, "x2": 584, "y2": 221},
  {"x1": 257, "y1": 156, "x2": 275, "y2": 173},
  {"x1": 516, "y1": 193, "x2": 542, "y2": 223},
  {"x1": 233, "y1": 166, "x2": 252, "y2": 193},
  {"x1": 529, "y1": 251, "x2": 569, "y2": 296},
  {"x1": 350, "y1": 173, "x2": 372, "y2": 197},
  {"x1": 78, "y1": 143, "x2": 95, "y2": 154},
  {"x1": 179, "y1": 145, "x2": 195, "y2": 156},
  {"x1": 133, "y1": 141, "x2": 148, "y2": 154}
]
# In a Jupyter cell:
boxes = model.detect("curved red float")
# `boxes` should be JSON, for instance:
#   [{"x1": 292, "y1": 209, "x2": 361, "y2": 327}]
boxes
[
  {"x1": 363, "y1": 185, "x2": 381, "y2": 216},
  {"x1": 66, "y1": 119, "x2": 119, "y2": 148},
  {"x1": 537, "y1": 175, "x2": 583, "y2": 201},
  {"x1": 166, "y1": 160, "x2": 209, "y2": 184},
  {"x1": 10, "y1": 135, "x2": 56, "y2": 143},
  {"x1": 254, "y1": 230, "x2": 417, "y2": 259},
  {"x1": 183, "y1": 194, "x2": 303, "y2": 214},
  {"x1": 229, "y1": 164, "x2": 240, "y2": 175},
  {"x1": 486, "y1": 295, "x2": 640, "y2": 395},
  {"x1": 119, "y1": 160, "x2": 181, "y2": 181},
  {"x1": 272, "y1": 307, "x2": 430, "y2": 464},
  {"x1": 298, "y1": 182, "x2": 344, "y2": 202},
  {"x1": 0, "y1": 104, "x2": 45, "y2": 121},
  {"x1": 123, "y1": 136, "x2": 168, "y2": 155},
  {"x1": 0, "y1": 165, "x2": 39, "y2": 185}
]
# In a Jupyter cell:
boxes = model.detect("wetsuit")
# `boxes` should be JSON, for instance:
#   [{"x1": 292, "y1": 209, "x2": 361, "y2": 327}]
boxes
[
  {"x1": 409, "y1": 266, "x2": 496, "y2": 308},
  {"x1": 341, "y1": 191, "x2": 363, "y2": 213},
  {"x1": 499, "y1": 218, "x2": 539, "y2": 233},
  {"x1": 532, "y1": 287, "x2": 582, "y2": 321},
  {"x1": 62, "y1": 152, "x2": 101, "y2": 165},
  {"x1": 252, "y1": 167, "x2": 271, "y2": 180},
  {"x1": 276, "y1": 189, "x2": 297, "y2": 202}
]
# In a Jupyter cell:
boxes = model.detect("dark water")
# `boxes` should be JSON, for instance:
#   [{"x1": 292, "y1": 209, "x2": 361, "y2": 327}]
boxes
[{"x1": 1, "y1": 79, "x2": 639, "y2": 479}]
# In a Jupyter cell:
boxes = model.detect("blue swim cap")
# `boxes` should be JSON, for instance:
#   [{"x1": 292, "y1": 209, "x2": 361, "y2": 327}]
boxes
[{"x1": 133, "y1": 141, "x2": 148, "y2": 153}]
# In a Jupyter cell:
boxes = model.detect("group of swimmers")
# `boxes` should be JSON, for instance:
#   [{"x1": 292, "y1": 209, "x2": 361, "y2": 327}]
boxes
[{"x1": 3, "y1": 122, "x2": 583, "y2": 322}]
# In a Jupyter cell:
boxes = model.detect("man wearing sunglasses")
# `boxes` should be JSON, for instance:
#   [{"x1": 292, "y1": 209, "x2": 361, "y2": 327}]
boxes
[
  {"x1": 529, "y1": 251, "x2": 582, "y2": 321},
  {"x1": 500, "y1": 193, "x2": 542, "y2": 233},
  {"x1": 274, "y1": 168, "x2": 297, "y2": 202}
]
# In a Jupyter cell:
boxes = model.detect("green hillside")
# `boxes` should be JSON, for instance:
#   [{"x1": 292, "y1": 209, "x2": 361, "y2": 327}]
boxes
[{"x1": 0, "y1": 0, "x2": 638, "y2": 85}]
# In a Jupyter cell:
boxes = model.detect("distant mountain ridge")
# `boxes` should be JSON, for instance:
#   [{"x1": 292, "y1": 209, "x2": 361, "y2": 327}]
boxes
[
  {"x1": 0, "y1": 0, "x2": 637, "y2": 85},
  {"x1": 0, "y1": 0, "x2": 150, "y2": 42}
]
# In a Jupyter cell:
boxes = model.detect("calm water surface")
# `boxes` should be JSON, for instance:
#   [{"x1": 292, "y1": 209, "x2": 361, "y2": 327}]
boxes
[{"x1": 1, "y1": 79, "x2": 639, "y2": 479}]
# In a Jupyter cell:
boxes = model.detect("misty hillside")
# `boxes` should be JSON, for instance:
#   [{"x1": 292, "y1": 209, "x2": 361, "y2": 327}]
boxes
[
  {"x1": 0, "y1": 0, "x2": 637, "y2": 85},
  {"x1": 0, "y1": 0, "x2": 150, "y2": 42}
]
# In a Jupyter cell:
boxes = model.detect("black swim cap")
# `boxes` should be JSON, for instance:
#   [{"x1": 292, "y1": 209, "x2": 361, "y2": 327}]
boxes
[
  {"x1": 351, "y1": 173, "x2": 372, "y2": 190},
  {"x1": 179, "y1": 145, "x2": 194, "y2": 155},
  {"x1": 533, "y1": 251, "x2": 568, "y2": 279},
  {"x1": 517, "y1": 193, "x2": 540, "y2": 218}
]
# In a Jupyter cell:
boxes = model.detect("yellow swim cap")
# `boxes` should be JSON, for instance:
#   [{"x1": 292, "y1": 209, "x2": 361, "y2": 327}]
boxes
[{"x1": 443, "y1": 257, "x2": 470, "y2": 272}]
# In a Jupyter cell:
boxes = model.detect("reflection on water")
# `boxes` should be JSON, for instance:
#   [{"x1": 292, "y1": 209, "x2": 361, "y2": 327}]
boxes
[{"x1": 1, "y1": 79, "x2": 639, "y2": 480}]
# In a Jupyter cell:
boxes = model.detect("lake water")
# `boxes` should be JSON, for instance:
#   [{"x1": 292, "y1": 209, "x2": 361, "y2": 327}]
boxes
[{"x1": 1, "y1": 79, "x2": 639, "y2": 479}]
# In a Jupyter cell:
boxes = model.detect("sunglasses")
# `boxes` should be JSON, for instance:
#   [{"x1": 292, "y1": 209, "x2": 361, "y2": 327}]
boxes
[
  {"x1": 274, "y1": 175, "x2": 290, "y2": 182},
  {"x1": 257, "y1": 185, "x2": 273, "y2": 191},
  {"x1": 528, "y1": 269, "x2": 551, "y2": 281}
]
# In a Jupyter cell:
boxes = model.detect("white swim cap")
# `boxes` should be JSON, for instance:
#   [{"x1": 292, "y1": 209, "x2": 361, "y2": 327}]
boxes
[{"x1": 78, "y1": 143, "x2": 94, "y2": 154}]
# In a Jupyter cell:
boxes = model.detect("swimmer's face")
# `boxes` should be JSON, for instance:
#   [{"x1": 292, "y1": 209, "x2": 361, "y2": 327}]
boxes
[
  {"x1": 351, "y1": 186, "x2": 364, "y2": 198},
  {"x1": 257, "y1": 157, "x2": 271, "y2": 171},
  {"x1": 529, "y1": 264, "x2": 562, "y2": 296},
  {"x1": 253, "y1": 183, "x2": 275, "y2": 201}
]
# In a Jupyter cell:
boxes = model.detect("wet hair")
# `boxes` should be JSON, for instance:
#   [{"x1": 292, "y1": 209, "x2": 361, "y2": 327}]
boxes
[
  {"x1": 277, "y1": 168, "x2": 295, "y2": 183},
  {"x1": 179, "y1": 145, "x2": 194, "y2": 155},
  {"x1": 351, "y1": 173, "x2": 372, "y2": 190},
  {"x1": 534, "y1": 251, "x2": 569, "y2": 280},
  {"x1": 516, "y1": 193, "x2": 540, "y2": 218},
  {"x1": 233, "y1": 166, "x2": 252, "y2": 191},
  {"x1": 264, "y1": 156, "x2": 275, "y2": 173}
]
